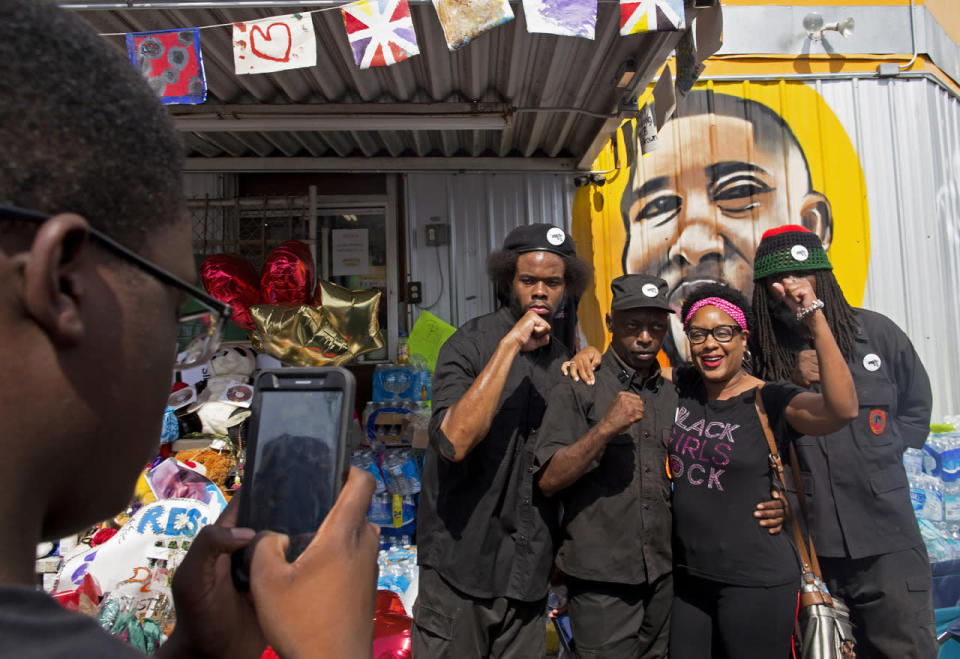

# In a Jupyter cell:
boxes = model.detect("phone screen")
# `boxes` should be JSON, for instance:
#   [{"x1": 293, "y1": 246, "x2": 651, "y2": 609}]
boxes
[{"x1": 246, "y1": 389, "x2": 343, "y2": 553}]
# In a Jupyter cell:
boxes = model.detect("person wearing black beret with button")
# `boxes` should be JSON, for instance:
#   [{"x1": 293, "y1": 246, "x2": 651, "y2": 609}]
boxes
[
  {"x1": 535, "y1": 274, "x2": 677, "y2": 659},
  {"x1": 413, "y1": 223, "x2": 592, "y2": 657},
  {"x1": 750, "y1": 225, "x2": 937, "y2": 658}
]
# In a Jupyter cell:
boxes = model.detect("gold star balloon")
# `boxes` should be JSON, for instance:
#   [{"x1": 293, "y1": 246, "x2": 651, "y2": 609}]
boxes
[
  {"x1": 249, "y1": 280, "x2": 383, "y2": 366},
  {"x1": 313, "y1": 280, "x2": 384, "y2": 356}
]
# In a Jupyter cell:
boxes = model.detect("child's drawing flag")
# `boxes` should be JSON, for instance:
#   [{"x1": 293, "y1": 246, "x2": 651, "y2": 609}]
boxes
[
  {"x1": 620, "y1": 0, "x2": 684, "y2": 36},
  {"x1": 125, "y1": 29, "x2": 207, "y2": 104},
  {"x1": 341, "y1": 0, "x2": 420, "y2": 69},
  {"x1": 523, "y1": 0, "x2": 597, "y2": 39},
  {"x1": 233, "y1": 13, "x2": 317, "y2": 74},
  {"x1": 432, "y1": 0, "x2": 514, "y2": 51}
]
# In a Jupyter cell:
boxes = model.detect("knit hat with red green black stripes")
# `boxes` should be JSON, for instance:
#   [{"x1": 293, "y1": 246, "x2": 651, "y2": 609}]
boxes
[{"x1": 752, "y1": 225, "x2": 832, "y2": 281}]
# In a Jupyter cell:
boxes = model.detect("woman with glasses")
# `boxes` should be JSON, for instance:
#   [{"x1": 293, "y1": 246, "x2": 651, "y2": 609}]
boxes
[{"x1": 667, "y1": 280, "x2": 857, "y2": 658}]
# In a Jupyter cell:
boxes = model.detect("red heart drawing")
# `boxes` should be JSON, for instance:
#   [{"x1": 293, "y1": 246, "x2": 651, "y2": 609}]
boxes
[{"x1": 250, "y1": 22, "x2": 292, "y2": 63}]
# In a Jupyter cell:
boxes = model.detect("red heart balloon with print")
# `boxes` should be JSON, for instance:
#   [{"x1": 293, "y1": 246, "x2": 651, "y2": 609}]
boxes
[
  {"x1": 199, "y1": 254, "x2": 262, "y2": 330},
  {"x1": 260, "y1": 240, "x2": 316, "y2": 306},
  {"x1": 373, "y1": 591, "x2": 412, "y2": 659}
]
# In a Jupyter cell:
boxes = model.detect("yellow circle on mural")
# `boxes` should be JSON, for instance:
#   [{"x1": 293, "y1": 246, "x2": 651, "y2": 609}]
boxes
[
  {"x1": 721, "y1": 80, "x2": 870, "y2": 302},
  {"x1": 572, "y1": 79, "x2": 870, "y2": 350}
]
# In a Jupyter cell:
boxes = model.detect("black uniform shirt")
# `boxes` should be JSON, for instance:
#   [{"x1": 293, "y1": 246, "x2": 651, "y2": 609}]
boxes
[
  {"x1": 790, "y1": 308, "x2": 931, "y2": 558},
  {"x1": 534, "y1": 348, "x2": 677, "y2": 585},
  {"x1": 416, "y1": 307, "x2": 569, "y2": 602}
]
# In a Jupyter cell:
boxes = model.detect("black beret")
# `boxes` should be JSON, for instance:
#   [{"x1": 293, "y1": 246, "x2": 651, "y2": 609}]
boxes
[
  {"x1": 610, "y1": 274, "x2": 673, "y2": 312},
  {"x1": 502, "y1": 223, "x2": 577, "y2": 257}
]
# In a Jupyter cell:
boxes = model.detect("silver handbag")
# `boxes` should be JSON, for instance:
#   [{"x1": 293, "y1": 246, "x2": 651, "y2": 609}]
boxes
[{"x1": 795, "y1": 577, "x2": 856, "y2": 659}]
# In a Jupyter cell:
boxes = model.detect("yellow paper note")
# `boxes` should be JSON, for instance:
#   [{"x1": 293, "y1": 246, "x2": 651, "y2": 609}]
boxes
[{"x1": 408, "y1": 311, "x2": 457, "y2": 371}]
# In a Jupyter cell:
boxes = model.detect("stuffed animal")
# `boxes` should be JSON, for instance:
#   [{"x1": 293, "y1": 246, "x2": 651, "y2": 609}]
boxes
[
  {"x1": 189, "y1": 346, "x2": 256, "y2": 436},
  {"x1": 173, "y1": 448, "x2": 236, "y2": 491}
]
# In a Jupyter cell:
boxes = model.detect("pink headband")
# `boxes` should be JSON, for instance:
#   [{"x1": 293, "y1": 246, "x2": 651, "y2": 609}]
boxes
[{"x1": 683, "y1": 297, "x2": 748, "y2": 331}]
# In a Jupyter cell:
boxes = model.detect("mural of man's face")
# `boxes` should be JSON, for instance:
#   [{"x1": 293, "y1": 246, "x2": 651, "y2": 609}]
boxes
[{"x1": 624, "y1": 112, "x2": 832, "y2": 314}]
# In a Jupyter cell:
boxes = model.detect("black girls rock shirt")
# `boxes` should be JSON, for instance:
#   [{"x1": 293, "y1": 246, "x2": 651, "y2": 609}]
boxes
[{"x1": 669, "y1": 368, "x2": 806, "y2": 587}]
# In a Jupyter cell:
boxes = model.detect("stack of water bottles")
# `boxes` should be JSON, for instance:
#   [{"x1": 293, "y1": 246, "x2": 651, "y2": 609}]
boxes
[
  {"x1": 906, "y1": 418, "x2": 960, "y2": 563},
  {"x1": 350, "y1": 354, "x2": 434, "y2": 610},
  {"x1": 377, "y1": 544, "x2": 419, "y2": 616},
  {"x1": 363, "y1": 358, "x2": 432, "y2": 447},
  {"x1": 371, "y1": 360, "x2": 432, "y2": 412},
  {"x1": 351, "y1": 447, "x2": 422, "y2": 545},
  {"x1": 351, "y1": 445, "x2": 423, "y2": 610}
]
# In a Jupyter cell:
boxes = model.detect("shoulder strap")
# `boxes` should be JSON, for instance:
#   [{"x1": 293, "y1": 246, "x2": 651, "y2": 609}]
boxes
[
  {"x1": 788, "y1": 441, "x2": 826, "y2": 579},
  {"x1": 754, "y1": 388, "x2": 832, "y2": 606}
]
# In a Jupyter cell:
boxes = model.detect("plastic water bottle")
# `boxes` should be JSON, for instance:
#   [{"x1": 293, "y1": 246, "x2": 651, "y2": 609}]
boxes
[
  {"x1": 384, "y1": 366, "x2": 413, "y2": 400},
  {"x1": 941, "y1": 433, "x2": 960, "y2": 483},
  {"x1": 919, "y1": 519, "x2": 954, "y2": 563},
  {"x1": 903, "y1": 448, "x2": 924, "y2": 476},
  {"x1": 351, "y1": 448, "x2": 387, "y2": 495},
  {"x1": 945, "y1": 480, "x2": 960, "y2": 522},
  {"x1": 910, "y1": 472, "x2": 944, "y2": 521},
  {"x1": 382, "y1": 448, "x2": 422, "y2": 495},
  {"x1": 378, "y1": 563, "x2": 412, "y2": 596},
  {"x1": 923, "y1": 434, "x2": 947, "y2": 477},
  {"x1": 367, "y1": 492, "x2": 394, "y2": 527}
]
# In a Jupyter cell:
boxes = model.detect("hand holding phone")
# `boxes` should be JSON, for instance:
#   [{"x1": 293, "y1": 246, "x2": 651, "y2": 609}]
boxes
[
  {"x1": 249, "y1": 467, "x2": 380, "y2": 659},
  {"x1": 164, "y1": 497, "x2": 267, "y2": 659},
  {"x1": 233, "y1": 367, "x2": 355, "y2": 589}
]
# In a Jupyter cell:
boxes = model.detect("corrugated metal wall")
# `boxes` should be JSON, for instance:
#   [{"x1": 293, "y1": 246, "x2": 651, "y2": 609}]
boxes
[
  {"x1": 814, "y1": 76, "x2": 960, "y2": 421},
  {"x1": 404, "y1": 173, "x2": 575, "y2": 330}
]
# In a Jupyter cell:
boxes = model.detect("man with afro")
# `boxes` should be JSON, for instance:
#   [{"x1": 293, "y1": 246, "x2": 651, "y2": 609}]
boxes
[{"x1": 414, "y1": 223, "x2": 590, "y2": 657}]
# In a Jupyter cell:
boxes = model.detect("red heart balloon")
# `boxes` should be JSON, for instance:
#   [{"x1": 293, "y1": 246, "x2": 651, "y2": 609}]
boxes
[
  {"x1": 377, "y1": 590, "x2": 408, "y2": 616},
  {"x1": 260, "y1": 240, "x2": 315, "y2": 306},
  {"x1": 373, "y1": 594, "x2": 412, "y2": 659},
  {"x1": 200, "y1": 254, "x2": 261, "y2": 330}
]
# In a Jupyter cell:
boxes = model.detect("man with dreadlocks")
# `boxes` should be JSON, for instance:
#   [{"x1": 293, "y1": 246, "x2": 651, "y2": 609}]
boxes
[{"x1": 750, "y1": 225, "x2": 936, "y2": 658}]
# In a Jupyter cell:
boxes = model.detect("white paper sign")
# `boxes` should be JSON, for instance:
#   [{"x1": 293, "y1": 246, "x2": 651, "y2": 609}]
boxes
[
  {"x1": 55, "y1": 498, "x2": 221, "y2": 596},
  {"x1": 638, "y1": 103, "x2": 659, "y2": 154},
  {"x1": 176, "y1": 352, "x2": 210, "y2": 389},
  {"x1": 332, "y1": 228, "x2": 370, "y2": 276},
  {"x1": 233, "y1": 13, "x2": 318, "y2": 75}
]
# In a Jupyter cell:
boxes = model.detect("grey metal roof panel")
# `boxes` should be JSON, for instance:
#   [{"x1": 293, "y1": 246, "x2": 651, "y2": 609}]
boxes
[{"x1": 71, "y1": 1, "x2": 681, "y2": 166}]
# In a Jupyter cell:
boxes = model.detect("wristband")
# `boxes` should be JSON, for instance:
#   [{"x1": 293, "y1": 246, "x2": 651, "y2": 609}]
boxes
[{"x1": 796, "y1": 299, "x2": 825, "y2": 321}]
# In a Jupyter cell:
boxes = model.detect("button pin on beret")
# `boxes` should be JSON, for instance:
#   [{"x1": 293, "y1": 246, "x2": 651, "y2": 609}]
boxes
[{"x1": 502, "y1": 223, "x2": 577, "y2": 257}]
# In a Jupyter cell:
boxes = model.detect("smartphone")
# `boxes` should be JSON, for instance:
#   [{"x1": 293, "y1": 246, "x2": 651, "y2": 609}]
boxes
[{"x1": 232, "y1": 367, "x2": 355, "y2": 590}]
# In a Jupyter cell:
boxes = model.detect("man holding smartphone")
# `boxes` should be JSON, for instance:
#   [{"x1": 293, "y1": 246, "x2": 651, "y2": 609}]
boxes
[
  {"x1": 413, "y1": 224, "x2": 592, "y2": 657},
  {"x1": 0, "y1": 2, "x2": 379, "y2": 657}
]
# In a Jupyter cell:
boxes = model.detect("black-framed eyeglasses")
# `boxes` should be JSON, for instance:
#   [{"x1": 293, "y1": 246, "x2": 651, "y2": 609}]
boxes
[
  {"x1": 0, "y1": 204, "x2": 231, "y2": 370},
  {"x1": 686, "y1": 324, "x2": 742, "y2": 345}
]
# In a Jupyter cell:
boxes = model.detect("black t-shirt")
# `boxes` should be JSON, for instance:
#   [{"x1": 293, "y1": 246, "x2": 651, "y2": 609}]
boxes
[
  {"x1": 669, "y1": 369, "x2": 805, "y2": 587},
  {"x1": 0, "y1": 585, "x2": 144, "y2": 658}
]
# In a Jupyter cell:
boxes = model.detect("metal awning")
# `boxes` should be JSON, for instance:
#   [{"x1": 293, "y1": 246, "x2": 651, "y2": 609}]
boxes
[{"x1": 64, "y1": 0, "x2": 687, "y2": 171}]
